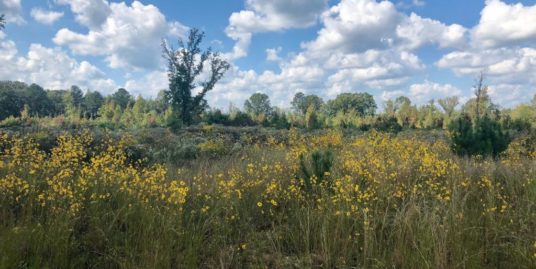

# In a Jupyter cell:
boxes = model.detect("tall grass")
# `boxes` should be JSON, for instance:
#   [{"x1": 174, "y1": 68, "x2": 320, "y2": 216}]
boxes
[{"x1": 0, "y1": 130, "x2": 535, "y2": 268}]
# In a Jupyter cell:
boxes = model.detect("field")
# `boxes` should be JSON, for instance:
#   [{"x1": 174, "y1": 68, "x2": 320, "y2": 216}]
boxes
[{"x1": 1, "y1": 126, "x2": 535, "y2": 268}]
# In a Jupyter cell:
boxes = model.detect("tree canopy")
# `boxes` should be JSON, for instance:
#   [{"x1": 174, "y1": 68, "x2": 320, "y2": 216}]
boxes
[
  {"x1": 291, "y1": 92, "x2": 324, "y2": 115},
  {"x1": 112, "y1": 88, "x2": 132, "y2": 110},
  {"x1": 325, "y1": 92, "x2": 377, "y2": 117},
  {"x1": 244, "y1": 93, "x2": 272, "y2": 117},
  {"x1": 438, "y1": 96, "x2": 459, "y2": 117},
  {"x1": 162, "y1": 28, "x2": 230, "y2": 126}
]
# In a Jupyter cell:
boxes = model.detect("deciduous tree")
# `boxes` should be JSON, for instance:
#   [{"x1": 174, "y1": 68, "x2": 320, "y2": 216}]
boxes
[
  {"x1": 438, "y1": 96, "x2": 459, "y2": 117},
  {"x1": 325, "y1": 93, "x2": 377, "y2": 117},
  {"x1": 162, "y1": 28, "x2": 230, "y2": 126},
  {"x1": 291, "y1": 92, "x2": 324, "y2": 115},
  {"x1": 112, "y1": 88, "x2": 132, "y2": 110},
  {"x1": 244, "y1": 93, "x2": 272, "y2": 118}
]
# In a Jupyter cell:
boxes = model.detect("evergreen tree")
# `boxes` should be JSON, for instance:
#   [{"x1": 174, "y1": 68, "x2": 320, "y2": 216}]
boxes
[{"x1": 449, "y1": 114, "x2": 509, "y2": 158}]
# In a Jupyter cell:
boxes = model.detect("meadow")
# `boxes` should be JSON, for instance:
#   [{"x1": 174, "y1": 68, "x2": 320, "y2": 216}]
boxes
[{"x1": 1, "y1": 126, "x2": 535, "y2": 268}]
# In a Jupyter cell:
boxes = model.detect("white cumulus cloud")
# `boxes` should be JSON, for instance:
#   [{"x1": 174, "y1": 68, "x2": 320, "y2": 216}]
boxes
[
  {"x1": 472, "y1": 0, "x2": 536, "y2": 48},
  {"x1": 0, "y1": 35, "x2": 117, "y2": 93},
  {"x1": 0, "y1": 0, "x2": 25, "y2": 24},
  {"x1": 225, "y1": 0, "x2": 327, "y2": 59},
  {"x1": 31, "y1": 8, "x2": 64, "y2": 25},
  {"x1": 53, "y1": 1, "x2": 188, "y2": 70},
  {"x1": 54, "y1": 0, "x2": 111, "y2": 29}
]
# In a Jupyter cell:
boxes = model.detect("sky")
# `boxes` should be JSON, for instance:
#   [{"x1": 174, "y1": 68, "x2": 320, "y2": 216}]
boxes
[{"x1": 1, "y1": 0, "x2": 536, "y2": 109}]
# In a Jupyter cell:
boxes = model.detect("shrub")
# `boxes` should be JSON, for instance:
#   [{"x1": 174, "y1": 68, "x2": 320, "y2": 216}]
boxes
[
  {"x1": 197, "y1": 138, "x2": 229, "y2": 158},
  {"x1": 298, "y1": 149, "x2": 334, "y2": 193},
  {"x1": 0, "y1": 116, "x2": 23, "y2": 127},
  {"x1": 449, "y1": 114, "x2": 510, "y2": 157},
  {"x1": 371, "y1": 115, "x2": 403, "y2": 133}
]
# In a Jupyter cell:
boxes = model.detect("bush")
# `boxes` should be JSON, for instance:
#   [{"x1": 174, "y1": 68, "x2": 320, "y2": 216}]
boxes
[
  {"x1": 449, "y1": 114, "x2": 510, "y2": 157},
  {"x1": 298, "y1": 149, "x2": 334, "y2": 193},
  {"x1": 228, "y1": 111, "x2": 256, "y2": 126},
  {"x1": 371, "y1": 115, "x2": 402, "y2": 133},
  {"x1": 197, "y1": 138, "x2": 229, "y2": 158},
  {"x1": 203, "y1": 109, "x2": 229, "y2": 125},
  {"x1": 0, "y1": 116, "x2": 23, "y2": 127}
]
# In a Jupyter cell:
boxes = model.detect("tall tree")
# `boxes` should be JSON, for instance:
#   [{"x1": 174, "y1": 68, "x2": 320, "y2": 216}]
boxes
[
  {"x1": 394, "y1": 96, "x2": 411, "y2": 111},
  {"x1": 83, "y1": 90, "x2": 104, "y2": 118},
  {"x1": 162, "y1": 28, "x2": 230, "y2": 125},
  {"x1": 291, "y1": 92, "x2": 324, "y2": 115},
  {"x1": 112, "y1": 88, "x2": 132, "y2": 110},
  {"x1": 70, "y1": 85, "x2": 84, "y2": 109},
  {"x1": 473, "y1": 72, "x2": 489, "y2": 120},
  {"x1": 47, "y1": 90, "x2": 68, "y2": 116},
  {"x1": 325, "y1": 92, "x2": 377, "y2": 117},
  {"x1": 24, "y1": 83, "x2": 53, "y2": 116},
  {"x1": 155, "y1": 89, "x2": 169, "y2": 113},
  {"x1": 438, "y1": 96, "x2": 459, "y2": 117},
  {"x1": 395, "y1": 97, "x2": 418, "y2": 128},
  {"x1": 0, "y1": 88, "x2": 23, "y2": 120},
  {"x1": 244, "y1": 93, "x2": 272, "y2": 117},
  {"x1": 383, "y1": 100, "x2": 396, "y2": 116}
]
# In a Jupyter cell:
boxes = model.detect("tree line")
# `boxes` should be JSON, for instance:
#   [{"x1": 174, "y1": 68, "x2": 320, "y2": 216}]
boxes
[
  {"x1": 1, "y1": 28, "x2": 535, "y2": 157},
  {"x1": 1, "y1": 77, "x2": 535, "y2": 129}
]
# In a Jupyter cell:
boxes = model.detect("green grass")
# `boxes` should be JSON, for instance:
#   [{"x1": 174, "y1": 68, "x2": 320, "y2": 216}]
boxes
[{"x1": 0, "y1": 128, "x2": 535, "y2": 268}]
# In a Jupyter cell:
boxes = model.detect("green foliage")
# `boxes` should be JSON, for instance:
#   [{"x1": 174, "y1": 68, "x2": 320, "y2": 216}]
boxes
[
  {"x1": 111, "y1": 88, "x2": 132, "y2": 110},
  {"x1": 82, "y1": 90, "x2": 104, "y2": 118},
  {"x1": 0, "y1": 116, "x2": 23, "y2": 127},
  {"x1": 371, "y1": 115, "x2": 403, "y2": 133},
  {"x1": 244, "y1": 93, "x2": 272, "y2": 118},
  {"x1": 69, "y1": 85, "x2": 84, "y2": 108},
  {"x1": 228, "y1": 111, "x2": 256, "y2": 126},
  {"x1": 269, "y1": 109, "x2": 290, "y2": 129},
  {"x1": 155, "y1": 90, "x2": 169, "y2": 113},
  {"x1": 47, "y1": 90, "x2": 68, "y2": 116},
  {"x1": 325, "y1": 92, "x2": 377, "y2": 117},
  {"x1": 162, "y1": 28, "x2": 230, "y2": 126},
  {"x1": 438, "y1": 96, "x2": 459, "y2": 117},
  {"x1": 0, "y1": 87, "x2": 23, "y2": 120},
  {"x1": 291, "y1": 92, "x2": 324, "y2": 115},
  {"x1": 304, "y1": 104, "x2": 321, "y2": 130},
  {"x1": 395, "y1": 96, "x2": 418, "y2": 128},
  {"x1": 510, "y1": 104, "x2": 536, "y2": 129},
  {"x1": 24, "y1": 84, "x2": 53, "y2": 116},
  {"x1": 299, "y1": 149, "x2": 334, "y2": 193},
  {"x1": 197, "y1": 138, "x2": 229, "y2": 158},
  {"x1": 203, "y1": 109, "x2": 229, "y2": 125},
  {"x1": 1, "y1": 126, "x2": 536, "y2": 268},
  {"x1": 418, "y1": 100, "x2": 443, "y2": 129},
  {"x1": 449, "y1": 114, "x2": 510, "y2": 157}
]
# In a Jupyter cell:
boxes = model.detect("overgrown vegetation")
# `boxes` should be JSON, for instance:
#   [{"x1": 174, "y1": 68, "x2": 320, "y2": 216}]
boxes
[
  {"x1": 1, "y1": 129, "x2": 535, "y2": 268},
  {"x1": 1, "y1": 25, "x2": 536, "y2": 268},
  {"x1": 3, "y1": 73, "x2": 535, "y2": 157}
]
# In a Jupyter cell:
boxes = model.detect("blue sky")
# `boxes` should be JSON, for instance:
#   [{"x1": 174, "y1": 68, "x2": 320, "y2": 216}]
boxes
[{"x1": 1, "y1": 0, "x2": 535, "y2": 109}]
